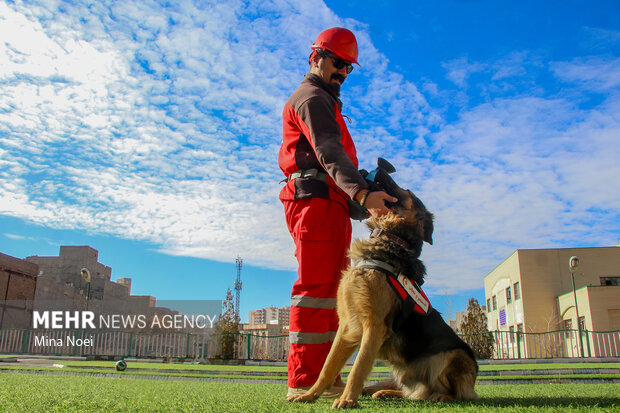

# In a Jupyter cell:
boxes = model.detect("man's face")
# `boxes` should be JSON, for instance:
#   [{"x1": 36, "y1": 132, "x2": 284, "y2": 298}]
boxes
[{"x1": 311, "y1": 52, "x2": 351, "y2": 96}]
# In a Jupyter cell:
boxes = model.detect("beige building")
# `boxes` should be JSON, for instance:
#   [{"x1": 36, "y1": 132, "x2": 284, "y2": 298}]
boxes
[
  {"x1": 241, "y1": 306, "x2": 290, "y2": 359},
  {"x1": 484, "y1": 246, "x2": 620, "y2": 357},
  {"x1": 249, "y1": 306, "x2": 290, "y2": 327},
  {"x1": 241, "y1": 323, "x2": 288, "y2": 336}
]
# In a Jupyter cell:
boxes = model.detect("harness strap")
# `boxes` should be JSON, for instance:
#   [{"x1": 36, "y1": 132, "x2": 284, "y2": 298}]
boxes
[
  {"x1": 354, "y1": 258, "x2": 431, "y2": 316},
  {"x1": 280, "y1": 169, "x2": 328, "y2": 183}
]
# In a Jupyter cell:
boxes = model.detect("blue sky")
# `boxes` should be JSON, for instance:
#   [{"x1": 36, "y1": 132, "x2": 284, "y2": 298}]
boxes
[{"x1": 1, "y1": 0, "x2": 619, "y2": 323}]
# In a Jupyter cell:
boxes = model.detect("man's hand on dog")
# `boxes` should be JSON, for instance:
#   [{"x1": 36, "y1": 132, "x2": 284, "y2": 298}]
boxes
[{"x1": 358, "y1": 190, "x2": 398, "y2": 217}]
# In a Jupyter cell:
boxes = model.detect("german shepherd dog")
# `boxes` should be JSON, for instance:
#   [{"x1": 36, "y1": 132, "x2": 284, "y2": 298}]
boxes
[{"x1": 288, "y1": 168, "x2": 478, "y2": 409}]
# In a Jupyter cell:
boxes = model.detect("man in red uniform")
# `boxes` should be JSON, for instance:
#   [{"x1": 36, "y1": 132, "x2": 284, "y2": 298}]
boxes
[{"x1": 279, "y1": 27, "x2": 396, "y2": 399}]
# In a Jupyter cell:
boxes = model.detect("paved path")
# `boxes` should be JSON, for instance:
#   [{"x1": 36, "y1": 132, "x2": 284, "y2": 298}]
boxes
[{"x1": 2, "y1": 356, "x2": 620, "y2": 385}]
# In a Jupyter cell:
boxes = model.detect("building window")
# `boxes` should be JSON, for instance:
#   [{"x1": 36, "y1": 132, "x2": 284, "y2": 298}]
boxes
[
  {"x1": 492, "y1": 295, "x2": 497, "y2": 310},
  {"x1": 506, "y1": 287, "x2": 512, "y2": 304},
  {"x1": 513, "y1": 282, "x2": 520, "y2": 300},
  {"x1": 600, "y1": 276, "x2": 620, "y2": 286},
  {"x1": 517, "y1": 323, "x2": 523, "y2": 333},
  {"x1": 487, "y1": 298, "x2": 491, "y2": 312},
  {"x1": 564, "y1": 319, "x2": 572, "y2": 337},
  {"x1": 509, "y1": 325, "x2": 515, "y2": 341},
  {"x1": 578, "y1": 316, "x2": 586, "y2": 331},
  {"x1": 499, "y1": 309, "x2": 506, "y2": 326}
]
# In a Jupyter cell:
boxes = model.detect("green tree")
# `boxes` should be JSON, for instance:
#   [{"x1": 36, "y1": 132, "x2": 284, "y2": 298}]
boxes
[
  {"x1": 459, "y1": 298, "x2": 494, "y2": 359},
  {"x1": 220, "y1": 288, "x2": 239, "y2": 359}
]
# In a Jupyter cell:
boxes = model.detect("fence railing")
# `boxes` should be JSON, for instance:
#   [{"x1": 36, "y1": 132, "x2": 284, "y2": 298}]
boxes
[
  {"x1": 463, "y1": 329, "x2": 620, "y2": 359},
  {"x1": 0, "y1": 329, "x2": 289, "y2": 361},
  {"x1": 1, "y1": 328, "x2": 618, "y2": 361}
]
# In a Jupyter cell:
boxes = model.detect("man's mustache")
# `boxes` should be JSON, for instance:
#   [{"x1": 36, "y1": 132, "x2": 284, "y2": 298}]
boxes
[{"x1": 331, "y1": 73, "x2": 346, "y2": 83}]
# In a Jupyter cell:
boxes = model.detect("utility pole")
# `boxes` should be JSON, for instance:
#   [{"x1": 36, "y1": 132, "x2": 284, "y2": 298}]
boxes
[
  {"x1": 569, "y1": 256, "x2": 585, "y2": 358},
  {"x1": 234, "y1": 256, "x2": 243, "y2": 322}
]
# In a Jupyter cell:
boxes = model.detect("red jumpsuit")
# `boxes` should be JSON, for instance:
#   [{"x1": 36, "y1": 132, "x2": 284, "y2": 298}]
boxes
[{"x1": 279, "y1": 73, "x2": 367, "y2": 387}]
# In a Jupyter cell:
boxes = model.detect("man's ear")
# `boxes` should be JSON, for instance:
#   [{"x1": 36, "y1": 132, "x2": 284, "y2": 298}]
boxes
[{"x1": 309, "y1": 51, "x2": 320, "y2": 68}]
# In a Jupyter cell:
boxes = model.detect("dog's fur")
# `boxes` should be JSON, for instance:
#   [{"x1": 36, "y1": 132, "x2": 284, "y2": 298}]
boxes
[{"x1": 288, "y1": 182, "x2": 478, "y2": 409}]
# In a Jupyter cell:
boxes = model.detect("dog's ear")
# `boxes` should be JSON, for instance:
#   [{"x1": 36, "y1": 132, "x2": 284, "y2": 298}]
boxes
[
  {"x1": 423, "y1": 212, "x2": 434, "y2": 245},
  {"x1": 408, "y1": 190, "x2": 434, "y2": 245}
]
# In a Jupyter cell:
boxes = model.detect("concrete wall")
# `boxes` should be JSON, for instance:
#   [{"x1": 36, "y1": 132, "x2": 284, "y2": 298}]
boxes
[
  {"x1": 585, "y1": 286, "x2": 620, "y2": 331},
  {"x1": 0, "y1": 252, "x2": 39, "y2": 329}
]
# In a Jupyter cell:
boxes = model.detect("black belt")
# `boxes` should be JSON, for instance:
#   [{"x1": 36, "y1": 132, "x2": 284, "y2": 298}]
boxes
[
  {"x1": 281, "y1": 169, "x2": 369, "y2": 221},
  {"x1": 282, "y1": 169, "x2": 328, "y2": 183}
]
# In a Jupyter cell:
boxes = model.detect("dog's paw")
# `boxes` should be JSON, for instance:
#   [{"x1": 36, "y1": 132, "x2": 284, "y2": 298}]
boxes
[
  {"x1": 287, "y1": 392, "x2": 318, "y2": 403},
  {"x1": 428, "y1": 393, "x2": 454, "y2": 402},
  {"x1": 371, "y1": 390, "x2": 402, "y2": 399},
  {"x1": 331, "y1": 397, "x2": 360, "y2": 409}
]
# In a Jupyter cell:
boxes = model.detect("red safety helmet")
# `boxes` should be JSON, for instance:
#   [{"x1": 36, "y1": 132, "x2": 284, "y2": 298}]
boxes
[{"x1": 311, "y1": 27, "x2": 359, "y2": 65}]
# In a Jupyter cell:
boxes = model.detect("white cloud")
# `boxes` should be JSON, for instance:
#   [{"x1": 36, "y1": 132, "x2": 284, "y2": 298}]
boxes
[
  {"x1": 0, "y1": 1, "x2": 618, "y2": 296},
  {"x1": 442, "y1": 56, "x2": 485, "y2": 88},
  {"x1": 413, "y1": 85, "x2": 620, "y2": 291},
  {"x1": 551, "y1": 56, "x2": 620, "y2": 91},
  {"x1": 0, "y1": 0, "x2": 343, "y2": 271}
]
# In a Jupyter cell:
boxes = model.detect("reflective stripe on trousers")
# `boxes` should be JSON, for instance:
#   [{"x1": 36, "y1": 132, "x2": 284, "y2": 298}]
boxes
[
  {"x1": 289, "y1": 295, "x2": 338, "y2": 345},
  {"x1": 289, "y1": 331, "x2": 338, "y2": 345},
  {"x1": 290, "y1": 295, "x2": 337, "y2": 309}
]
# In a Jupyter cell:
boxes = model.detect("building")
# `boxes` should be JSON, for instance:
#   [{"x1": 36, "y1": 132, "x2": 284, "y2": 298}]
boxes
[
  {"x1": 241, "y1": 323, "x2": 287, "y2": 335},
  {"x1": 26, "y1": 246, "x2": 157, "y2": 321},
  {"x1": 0, "y1": 252, "x2": 39, "y2": 329},
  {"x1": 484, "y1": 246, "x2": 620, "y2": 357},
  {"x1": 448, "y1": 307, "x2": 486, "y2": 333},
  {"x1": 249, "y1": 306, "x2": 290, "y2": 327}
]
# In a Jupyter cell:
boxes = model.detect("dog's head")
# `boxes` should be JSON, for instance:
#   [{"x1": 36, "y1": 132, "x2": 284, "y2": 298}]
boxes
[{"x1": 366, "y1": 166, "x2": 434, "y2": 246}]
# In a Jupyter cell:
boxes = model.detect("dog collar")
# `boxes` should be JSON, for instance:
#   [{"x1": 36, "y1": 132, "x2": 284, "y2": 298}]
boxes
[
  {"x1": 370, "y1": 229, "x2": 410, "y2": 250},
  {"x1": 354, "y1": 259, "x2": 431, "y2": 316}
]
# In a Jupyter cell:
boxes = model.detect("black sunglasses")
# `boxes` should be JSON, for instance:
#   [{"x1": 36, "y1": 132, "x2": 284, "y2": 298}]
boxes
[{"x1": 317, "y1": 50, "x2": 354, "y2": 74}]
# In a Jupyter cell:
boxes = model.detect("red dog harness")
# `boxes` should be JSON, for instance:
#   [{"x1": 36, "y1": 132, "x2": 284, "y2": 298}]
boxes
[{"x1": 354, "y1": 258, "x2": 432, "y2": 316}]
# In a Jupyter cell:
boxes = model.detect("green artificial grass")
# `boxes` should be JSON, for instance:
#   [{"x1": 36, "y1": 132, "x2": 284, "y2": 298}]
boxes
[
  {"x1": 0, "y1": 374, "x2": 618, "y2": 412},
  {"x1": 478, "y1": 363, "x2": 620, "y2": 371},
  {"x1": 0, "y1": 365, "x2": 288, "y2": 381}
]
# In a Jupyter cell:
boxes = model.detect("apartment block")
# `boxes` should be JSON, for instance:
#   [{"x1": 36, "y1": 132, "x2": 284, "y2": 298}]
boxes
[
  {"x1": 484, "y1": 246, "x2": 620, "y2": 357},
  {"x1": 249, "y1": 306, "x2": 290, "y2": 327}
]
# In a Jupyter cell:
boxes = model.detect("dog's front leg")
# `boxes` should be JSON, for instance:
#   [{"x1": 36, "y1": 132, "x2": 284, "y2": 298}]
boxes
[{"x1": 332, "y1": 322, "x2": 387, "y2": 409}]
